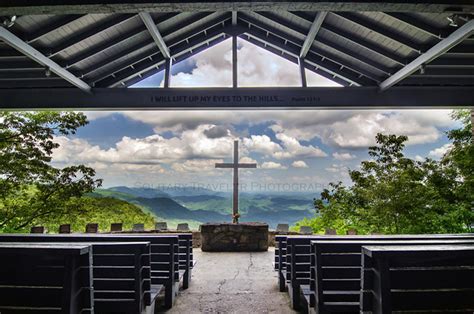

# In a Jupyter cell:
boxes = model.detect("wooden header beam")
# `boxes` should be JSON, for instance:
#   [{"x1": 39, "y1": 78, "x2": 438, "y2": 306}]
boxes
[
  {"x1": 1, "y1": 1, "x2": 473, "y2": 14},
  {"x1": 0, "y1": 87, "x2": 472, "y2": 110}
]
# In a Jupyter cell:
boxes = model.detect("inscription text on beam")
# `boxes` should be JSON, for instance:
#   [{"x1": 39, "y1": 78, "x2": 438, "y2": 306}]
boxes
[{"x1": 215, "y1": 140, "x2": 257, "y2": 223}]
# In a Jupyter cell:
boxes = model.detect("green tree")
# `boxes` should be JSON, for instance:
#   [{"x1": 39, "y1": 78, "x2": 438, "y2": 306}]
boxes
[
  {"x1": 0, "y1": 112, "x2": 102, "y2": 231},
  {"x1": 300, "y1": 111, "x2": 473, "y2": 234},
  {"x1": 41, "y1": 197, "x2": 156, "y2": 233}
]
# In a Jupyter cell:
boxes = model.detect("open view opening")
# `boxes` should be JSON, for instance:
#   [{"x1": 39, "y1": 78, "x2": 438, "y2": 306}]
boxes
[{"x1": 0, "y1": 2, "x2": 473, "y2": 313}]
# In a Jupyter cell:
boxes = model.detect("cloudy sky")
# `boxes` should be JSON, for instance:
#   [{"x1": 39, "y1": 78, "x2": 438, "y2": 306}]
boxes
[{"x1": 52, "y1": 39, "x2": 458, "y2": 193}]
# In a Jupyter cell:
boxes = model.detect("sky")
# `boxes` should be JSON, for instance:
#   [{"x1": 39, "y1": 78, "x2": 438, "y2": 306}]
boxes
[{"x1": 51, "y1": 39, "x2": 459, "y2": 194}]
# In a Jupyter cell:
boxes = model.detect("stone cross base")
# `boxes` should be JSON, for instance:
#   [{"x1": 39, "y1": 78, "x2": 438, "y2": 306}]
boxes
[{"x1": 200, "y1": 222, "x2": 269, "y2": 252}]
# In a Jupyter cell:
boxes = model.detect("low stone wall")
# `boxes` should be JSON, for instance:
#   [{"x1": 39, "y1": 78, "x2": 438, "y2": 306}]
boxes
[
  {"x1": 200, "y1": 222, "x2": 268, "y2": 252},
  {"x1": 112, "y1": 228, "x2": 302, "y2": 248},
  {"x1": 267, "y1": 230, "x2": 301, "y2": 246}
]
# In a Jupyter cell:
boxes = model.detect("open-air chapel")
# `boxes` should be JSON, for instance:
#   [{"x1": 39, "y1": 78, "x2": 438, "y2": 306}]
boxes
[{"x1": 0, "y1": 1, "x2": 474, "y2": 313}]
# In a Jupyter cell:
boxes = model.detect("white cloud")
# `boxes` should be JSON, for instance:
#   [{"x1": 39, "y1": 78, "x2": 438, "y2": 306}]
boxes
[
  {"x1": 325, "y1": 164, "x2": 349, "y2": 174},
  {"x1": 243, "y1": 135, "x2": 281, "y2": 156},
  {"x1": 93, "y1": 109, "x2": 455, "y2": 151},
  {"x1": 171, "y1": 159, "x2": 223, "y2": 173},
  {"x1": 242, "y1": 133, "x2": 327, "y2": 159},
  {"x1": 291, "y1": 160, "x2": 309, "y2": 168},
  {"x1": 53, "y1": 124, "x2": 235, "y2": 165},
  {"x1": 261, "y1": 161, "x2": 287, "y2": 170},
  {"x1": 332, "y1": 152, "x2": 356, "y2": 161},
  {"x1": 239, "y1": 156, "x2": 257, "y2": 164},
  {"x1": 273, "y1": 133, "x2": 327, "y2": 159},
  {"x1": 428, "y1": 143, "x2": 453, "y2": 159}
]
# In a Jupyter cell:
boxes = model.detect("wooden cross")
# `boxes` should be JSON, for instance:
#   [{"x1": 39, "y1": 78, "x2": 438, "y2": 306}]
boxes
[{"x1": 216, "y1": 140, "x2": 257, "y2": 223}]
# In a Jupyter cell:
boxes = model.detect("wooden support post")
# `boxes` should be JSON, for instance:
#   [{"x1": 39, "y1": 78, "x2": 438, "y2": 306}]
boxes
[
  {"x1": 278, "y1": 239, "x2": 286, "y2": 292},
  {"x1": 373, "y1": 257, "x2": 391, "y2": 314},
  {"x1": 232, "y1": 35, "x2": 237, "y2": 88},
  {"x1": 299, "y1": 57, "x2": 307, "y2": 87},
  {"x1": 164, "y1": 58, "x2": 171, "y2": 88}
]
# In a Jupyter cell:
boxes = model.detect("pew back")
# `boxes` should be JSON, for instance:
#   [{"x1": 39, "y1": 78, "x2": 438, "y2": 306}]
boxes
[
  {"x1": 312, "y1": 239, "x2": 474, "y2": 313},
  {"x1": 0, "y1": 243, "x2": 93, "y2": 314},
  {"x1": 0, "y1": 234, "x2": 179, "y2": 309},
  {"x1": 278, "y1": 234, "x2": 474, "y2": 310},
  {"x1": 361, "y1": 244, "x2": 474, "y2": 314}
]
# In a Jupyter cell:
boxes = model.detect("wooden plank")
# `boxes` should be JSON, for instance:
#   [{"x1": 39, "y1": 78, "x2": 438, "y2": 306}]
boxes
[
  {"x1": 1, "y1": 87, "x2": 474, "y2": 110},
  {"x1": 1, "y1": 1, "x2": 473, "y2": 15}
]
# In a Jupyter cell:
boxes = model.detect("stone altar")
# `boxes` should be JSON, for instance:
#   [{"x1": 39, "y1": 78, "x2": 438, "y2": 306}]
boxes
[{"x1": 200, "y1": 222, "x2": 269, "y2": 252}]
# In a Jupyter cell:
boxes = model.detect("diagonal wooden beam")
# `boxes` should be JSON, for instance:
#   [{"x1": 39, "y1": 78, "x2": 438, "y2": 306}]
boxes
[
  {"x1": 380, "y1": 20, "x2": 474, "y2": 90},
  {"x1": 0, "y1": 26, "x2": 91, "y2": 92},
  {"x1": 62, "y1": 12, "x2": 179, "y2": 69},
  {"x1": 300, "y1": 11, "x2": 327, "y2": 58},
  {"x1": 290, "y1": 11, "x2": 406, "y2": 67},
  {"x1": 139, "y1": 12, "x2": 171, "y2": 59}
]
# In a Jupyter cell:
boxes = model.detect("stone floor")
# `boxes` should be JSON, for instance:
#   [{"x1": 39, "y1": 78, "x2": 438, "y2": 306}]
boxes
[{"x1": 160, "y1": 247, "x2": 297, "y2": 313}]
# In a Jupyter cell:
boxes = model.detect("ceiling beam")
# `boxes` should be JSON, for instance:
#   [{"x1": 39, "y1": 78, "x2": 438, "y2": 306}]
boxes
[
  {"x1": 0, "y1": 87, "x2": 472, "y2": 110},
  {"x1": 384, "y1": 12, "x2": 450, "y2": 39},
  {"x1": 139, "y1": 12, "x2": 171, "y2": 59},
  {"x1": 291, "y1": 11, "x2": 406, "y2": 67},
  {"x1": 0, "y1": 59, "x2": 43, "y2": 70},
  {"x1": 1, "y1": 1, "x2": 473, "y2": 15},
  {"x1": 232, "y1": 11, "x2": 238, "y2": 25},
  {"x1": 98, "y1": 23, "x2": 231, "y2": 87},
  {"x1": 81, "y1": 12, "x2": 215, "y2": 79},
  {"x1": 123, "y1": 34, "x2": 229, "y2": 87},
  {"x1": 242, "y1": 13, "x2": 379, "y2": 84},
  {"x1": 25, "y1": 15, "x2": 86, "y2": 44},
  {"x1": 253, "y1": 11, "x2": 399, "y2": 76},
  {"x1": 380, "y1": 19, "x2": 474, "y2": 90},
  {"x1": 61, "y1": 12, "x2": 179, "y2": 69},
  {"x1": 300, "y1": 11, "x2": 327, "y2": 58},
  {"x1": 48, "y1": 14, "x2": 136, "y2": 57},
  {"x1": 334, "y1": 12, "x2": 423, "y2": 53},
  {"x1": 243, "y1": 26, "x2": 372, "y2": 86},
  {"x1": 0, "y1": 26, "x2": 91, "y2": 92},
  {"x1": 89, "y1": 14, "x2": 231, "y2": 85}
]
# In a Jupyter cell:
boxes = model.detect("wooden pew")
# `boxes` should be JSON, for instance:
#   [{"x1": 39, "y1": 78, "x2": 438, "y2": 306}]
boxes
[
  {"x1": 361, "y1": 244, "x2": 474, "y2": 314},
  {"x1": 177, "y1": 233, "x2": 193, "y2": 289},
  {"x1": 275, "y1": 235, "x2": 287, "y2": 292},
  {"x1": 311, "y1": 239, "x2": 474, "y2": 314},
  {"x1": 278, "y1": 234, "x2": 474, "y2": 310},
  {"x1": 0, "y1": 234, "x2": 180, "y2": 309},
  {"x1": 85, "y1": 242, "x2": 151, "y2": 314},
  {"x1": 0, "y1": 243, "x2": 93, "y2": 314},
  {"x1": 121, "y1": 233, "x2": 195, "y2": 290},
  {"x1": 0, "y1": 238, "x2": 150, "y2": 313}
]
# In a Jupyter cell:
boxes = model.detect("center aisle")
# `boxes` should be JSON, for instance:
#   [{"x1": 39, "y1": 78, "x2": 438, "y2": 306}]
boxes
[{"x1": 164, "y1": 247, "x2": 297, "y2": 313}]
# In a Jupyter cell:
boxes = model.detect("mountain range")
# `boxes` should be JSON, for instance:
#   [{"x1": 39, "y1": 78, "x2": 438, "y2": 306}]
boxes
[{"x1": 91, "y1": 186, "x2": 317, "y2": 229}]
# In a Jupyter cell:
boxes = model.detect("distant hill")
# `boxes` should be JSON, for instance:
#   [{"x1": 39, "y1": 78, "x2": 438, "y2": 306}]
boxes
[
  {"x1": 105, "y1": 186, "x2": 226, "y2": 198},
  {"x1": 91, "y1": 187, "x2": 317, "y2": 228},
  {"x1": 108, "y1": 186, "x2": 170, "y2": 198},
  {"x1": 174, "y1": 195, "x2": 227, "y2": 202},
  {"x1": 136, "y1": 197, "x2": 229, "y2": 222}
]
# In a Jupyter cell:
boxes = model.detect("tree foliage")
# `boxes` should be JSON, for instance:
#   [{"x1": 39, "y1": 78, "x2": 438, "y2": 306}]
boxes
[
  {"x1": 41, "y1": 196, "x2": 156, "y2": 233},
  {"x1": 297, "y1": 110, "x2": 473, "y2": 234},
  {"x1": 0, "y1": 112, "x2": 102, "y2": 231}
]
